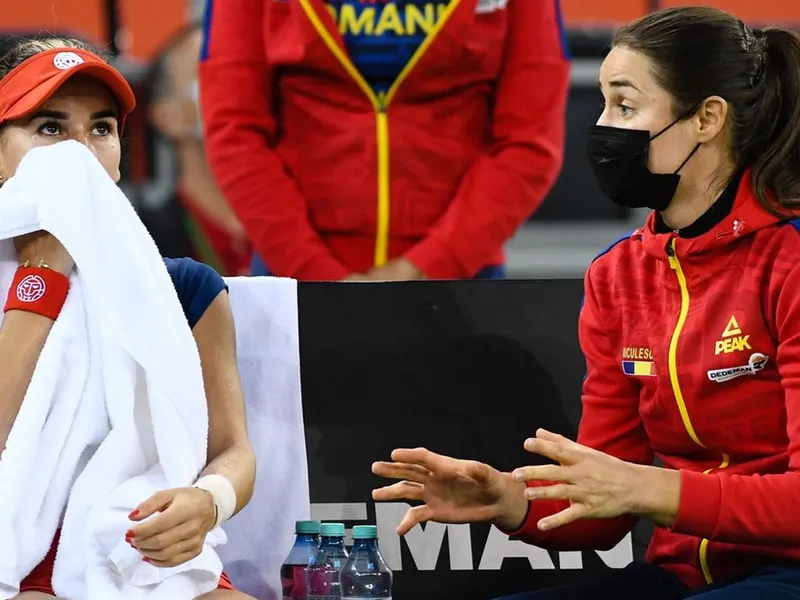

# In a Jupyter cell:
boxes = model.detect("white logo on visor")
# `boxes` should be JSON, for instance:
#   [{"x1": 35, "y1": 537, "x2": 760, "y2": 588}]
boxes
[{"x1": 53, "y1": 52, "x2": 85, "y2": 70}]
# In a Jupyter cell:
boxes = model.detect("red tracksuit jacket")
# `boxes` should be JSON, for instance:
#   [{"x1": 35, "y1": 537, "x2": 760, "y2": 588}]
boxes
[
  {"x1": 510, "y1": 171, "x2": 800, "y2": 588},
  {"x1": 199, "y1": 0, "x2": 568, "y2": 280}
]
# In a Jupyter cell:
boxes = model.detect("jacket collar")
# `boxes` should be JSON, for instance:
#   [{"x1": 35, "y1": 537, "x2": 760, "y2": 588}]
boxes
[{"x1": 640, "y1": 169, "x2": 786, "y2": 261}]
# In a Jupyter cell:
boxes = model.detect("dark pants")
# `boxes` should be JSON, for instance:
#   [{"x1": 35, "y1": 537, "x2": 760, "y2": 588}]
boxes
[
  {"x1": 493, "y1": 563, "x2": 800, "y2": 600},
  {"x1": 250, "y1": 253, "x2": 506, "y2": 279}
]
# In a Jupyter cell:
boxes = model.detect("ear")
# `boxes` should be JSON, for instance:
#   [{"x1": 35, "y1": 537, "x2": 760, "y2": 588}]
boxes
[{"x1": 695, "y1": 96, "x2": 728, "y2": 144}]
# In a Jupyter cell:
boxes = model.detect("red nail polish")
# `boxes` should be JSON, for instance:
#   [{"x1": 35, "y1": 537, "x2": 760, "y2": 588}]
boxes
[
  {"x1": 125, "y1": 529, "x2": 135, "y2": 538},
  {"x1": 142, "y1": 557, "x2": 150, "y2": 563},
  {"x1": 129, "y1": 510, "x2": 140, "y2": 519}
]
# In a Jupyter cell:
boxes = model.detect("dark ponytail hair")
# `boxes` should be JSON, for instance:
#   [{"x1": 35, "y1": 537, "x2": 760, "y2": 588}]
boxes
[
  {"x1": 614, "y1": 7, "x2": 800, "y2": 216},
  {"x1": 751, "y1": 29, "x2": 800, "y2": 214}
]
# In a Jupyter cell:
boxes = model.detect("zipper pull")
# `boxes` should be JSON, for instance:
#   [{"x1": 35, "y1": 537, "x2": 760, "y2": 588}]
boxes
[{"x1": 666, "y1": 239, "x2": 678, "y2": 269}]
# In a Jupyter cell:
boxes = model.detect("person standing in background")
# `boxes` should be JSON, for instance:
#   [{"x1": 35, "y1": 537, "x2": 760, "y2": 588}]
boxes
[
  {"x1": 147, "y1": 24, "x2": 251, "y2": 276},
  {"x1": 199, "y1": 0, "x2": 570, "y2": 281}
]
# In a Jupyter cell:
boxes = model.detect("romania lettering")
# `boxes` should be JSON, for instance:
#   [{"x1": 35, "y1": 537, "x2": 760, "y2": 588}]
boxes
[{"x1": 326, "y1": 2, "x2": 451, "y2": 37}]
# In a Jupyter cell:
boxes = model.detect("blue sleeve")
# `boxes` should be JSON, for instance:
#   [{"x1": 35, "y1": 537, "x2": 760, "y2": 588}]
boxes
[{"x1": 164, "y1": 257, "x2": 228, "y2": 329}]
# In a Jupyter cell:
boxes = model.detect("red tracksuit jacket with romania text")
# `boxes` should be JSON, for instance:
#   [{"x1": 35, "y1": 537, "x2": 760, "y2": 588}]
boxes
[
  {"x1": 511, "y1": 171, "x2": 800, "y2": 588},
  {"x1": 199, "y1": 0, "x2": 568, "y2": 279}
]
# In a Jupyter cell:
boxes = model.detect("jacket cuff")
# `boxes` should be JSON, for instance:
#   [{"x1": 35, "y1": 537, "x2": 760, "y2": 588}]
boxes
[
  {"x1": 671, "y1": 470, "x2": 722, "y2": 539},
  {"x1": 405, "y1": 237, "x2": 470, "y2": 280},
  {"x1": 497, "y1": 481, "x2": 548, "y2": 543}
]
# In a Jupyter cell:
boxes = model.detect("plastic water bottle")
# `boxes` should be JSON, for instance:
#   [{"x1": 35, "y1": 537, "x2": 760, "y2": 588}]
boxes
[
  {"x1": 340, "y1": 526, "x2": 393, "y2": 600},
  {"x1": 306, "y1": 522, "x2": 349, "y2": 599},
  {"x1": 281, "y1": 520, "x2": 321, "y2": 599}
]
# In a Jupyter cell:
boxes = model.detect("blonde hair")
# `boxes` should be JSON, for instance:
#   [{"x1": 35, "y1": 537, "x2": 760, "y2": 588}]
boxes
[{"x1": 0, "y1": 37, "x2": 106, "y2": 81}]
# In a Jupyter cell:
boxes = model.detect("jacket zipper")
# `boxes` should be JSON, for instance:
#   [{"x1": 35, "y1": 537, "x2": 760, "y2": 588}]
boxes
[
  {"x1": 298, "y1": 0, "x2": 461, "y2": 267},
  {"x1": 666, "y1": 238, "x2": 730, "y2": 584},
  {"x1": 698, "y1": 454, "x2": 730, "y2": 584}
]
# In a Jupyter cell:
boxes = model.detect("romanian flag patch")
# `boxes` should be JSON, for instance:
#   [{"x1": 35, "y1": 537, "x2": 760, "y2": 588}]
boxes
[{"x1": 622, "y1": 361, "x2": 655, "y2": 377}]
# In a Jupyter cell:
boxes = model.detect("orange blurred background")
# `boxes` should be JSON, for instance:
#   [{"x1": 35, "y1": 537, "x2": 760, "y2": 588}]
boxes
[
  {"x1": 2, "y1": 0, "x2": 187, "y2": 60},
  {"x1": 3, "y1": 0, "x2": 800, "y2": 61},
  {"x1": 560, "y1": 0, "x2": 800, "y2": 27}
]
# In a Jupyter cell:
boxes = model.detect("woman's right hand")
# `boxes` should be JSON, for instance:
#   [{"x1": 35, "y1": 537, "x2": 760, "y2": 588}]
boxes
[
  {"x1": 14, "y1": 232, "x2": 73, "y2": 275},
  {"x1": 372, "y1": 448, "x2": 529, "y2": 535}
]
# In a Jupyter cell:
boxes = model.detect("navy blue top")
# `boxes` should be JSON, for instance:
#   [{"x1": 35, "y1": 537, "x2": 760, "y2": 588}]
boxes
[{"x1": 164, "y1": 257, "x2": 228, "y2": 329}]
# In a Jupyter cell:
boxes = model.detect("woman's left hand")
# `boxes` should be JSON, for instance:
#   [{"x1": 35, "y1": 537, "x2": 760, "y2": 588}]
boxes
[
  {"x1": 127, "y1": 487, "x2": 216, "y2": 567},
  {"x1": 512, "y1": 429, "x2": 646, "y2": 532},
  {"x1": 364, "y1": 258, "x2": 426, "y2": 281}
]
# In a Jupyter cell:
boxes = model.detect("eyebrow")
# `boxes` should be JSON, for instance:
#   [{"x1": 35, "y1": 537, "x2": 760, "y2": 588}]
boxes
[
  {"x1": 91, "y1": 109, "x2": 119, "y2": 120},
  {"x1": 27, "y1": 108, "x2": 119, "y2": 121},
  {"x1": 28, "y1": 109, "x2": 68, "y2": 121},
  {"x1": 599, "y1": 79, "x2": 642, "y2": 93}
]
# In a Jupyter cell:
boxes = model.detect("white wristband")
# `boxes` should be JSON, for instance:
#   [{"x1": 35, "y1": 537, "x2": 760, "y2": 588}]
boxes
[{"x1": 193, "y1": 474, "x2": 237, "y2": 528}]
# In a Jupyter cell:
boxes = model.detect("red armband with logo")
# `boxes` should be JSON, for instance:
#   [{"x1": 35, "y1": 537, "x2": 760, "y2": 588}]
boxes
[{"x1": 4, "y1": 266, "x2": 70, "y2": 320}]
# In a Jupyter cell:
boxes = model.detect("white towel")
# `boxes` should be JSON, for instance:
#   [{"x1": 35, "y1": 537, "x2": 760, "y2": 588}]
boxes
[
  {"x1": 0, "y1": 141, "x2": 225, "y2": 600},
  {"x1": 218, "y1": 277, "x2": 310, "y2": 600}
]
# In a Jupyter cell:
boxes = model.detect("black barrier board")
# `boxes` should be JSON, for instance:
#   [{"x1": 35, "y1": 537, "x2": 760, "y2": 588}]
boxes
[{"x1": 298, "y1": 280, "x2": 648, "y2": 600}]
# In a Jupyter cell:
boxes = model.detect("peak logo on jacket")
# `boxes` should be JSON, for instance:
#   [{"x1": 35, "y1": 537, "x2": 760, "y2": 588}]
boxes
[{"x1": 715, "y1": 315, "x2": 751, "y2": 355}]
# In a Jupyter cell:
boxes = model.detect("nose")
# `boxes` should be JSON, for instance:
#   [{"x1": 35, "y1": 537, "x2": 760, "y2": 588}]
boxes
[
  {"x1": 595, "y1": 111, "x2": 610, "y2": 127},
  {"x1": 69, "y1": 131, "x2": 90, "y2": 146}
]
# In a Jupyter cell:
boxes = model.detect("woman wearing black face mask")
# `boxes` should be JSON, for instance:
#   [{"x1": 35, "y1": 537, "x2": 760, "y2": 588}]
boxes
[{"x1": 370, "y1": 6, "x2": 800, "y2": 600}]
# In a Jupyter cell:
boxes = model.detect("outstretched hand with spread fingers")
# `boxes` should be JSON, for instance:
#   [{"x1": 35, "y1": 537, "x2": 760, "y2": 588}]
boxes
[
  {"x1": 511, "y1": 428, "x2": 658, "y2": 531},
  {"x1": 371, "y1": 448, "x2": 528, "y2": 535}
]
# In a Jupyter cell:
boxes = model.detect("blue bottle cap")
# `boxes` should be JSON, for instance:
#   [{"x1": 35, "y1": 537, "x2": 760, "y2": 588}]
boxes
[
  {"x1": 352, "y1": 525, "x2": 378, "y2": 539},
  {"x1": 296, "y1": 520, "x2": 321, "y2": 534},
  {"x1": 319, "y1": 522, "x2": 345, "y2": 537}
]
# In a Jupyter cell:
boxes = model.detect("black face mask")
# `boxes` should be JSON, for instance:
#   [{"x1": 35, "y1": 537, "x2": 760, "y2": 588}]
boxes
[{"x1": 586, "y1": 116, "x2": 701, "y2": 211}]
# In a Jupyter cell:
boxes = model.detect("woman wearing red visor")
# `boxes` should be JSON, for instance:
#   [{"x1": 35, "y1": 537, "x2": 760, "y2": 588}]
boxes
[{"x1": 0, "y1": 39, "x2": 255, "y2": 599}]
